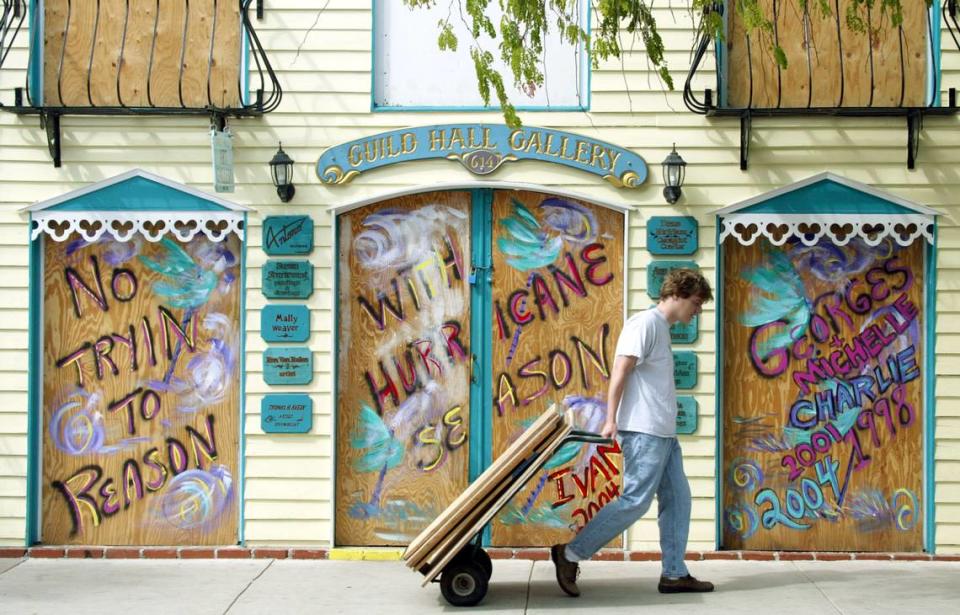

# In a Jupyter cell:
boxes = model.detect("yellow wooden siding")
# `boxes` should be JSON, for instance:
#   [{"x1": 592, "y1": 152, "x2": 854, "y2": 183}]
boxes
[{"x1": 0, "y1": 3, "x2": 957, "y2": 552}]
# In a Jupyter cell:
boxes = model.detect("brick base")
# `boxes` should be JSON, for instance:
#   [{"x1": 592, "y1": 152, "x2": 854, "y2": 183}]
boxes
[{"x1": 12, "y1": 547, "x2": 955, "y2": 562}]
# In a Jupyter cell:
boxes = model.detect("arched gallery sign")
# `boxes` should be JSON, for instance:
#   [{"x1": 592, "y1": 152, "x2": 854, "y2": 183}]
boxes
[{"x1": 317, "y1": 124, "x2": 647, "y2": 188}]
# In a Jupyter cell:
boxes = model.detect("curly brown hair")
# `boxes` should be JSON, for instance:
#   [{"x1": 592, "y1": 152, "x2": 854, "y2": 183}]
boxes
[{"x1": 659, "y1": 268, "x2": 713, "y2": 303}]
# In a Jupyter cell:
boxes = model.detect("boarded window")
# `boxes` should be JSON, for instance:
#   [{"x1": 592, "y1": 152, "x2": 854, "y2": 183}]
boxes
[
  {"x1": 372, "y1": 0, "x2": 588, "y2": 109},
  {"x1": 726, "y1": 1, "x2": 933, "y2": 108},
  {"x1": 42, "y1": 0, "x2": 242, "y2": 108},
  {"x1": 721, "y1": 236, "x2": 925, "y2": 551}
]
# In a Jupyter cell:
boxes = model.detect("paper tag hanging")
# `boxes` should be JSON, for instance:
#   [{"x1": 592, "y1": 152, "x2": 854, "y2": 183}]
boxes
[{"x1": 211, "y1": 128, "x2": 235, "y2": 193}]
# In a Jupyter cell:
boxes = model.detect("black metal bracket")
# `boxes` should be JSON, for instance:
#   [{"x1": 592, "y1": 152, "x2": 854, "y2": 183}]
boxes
[
  {"x1": 257, "y1": 0, "x2": 264, "y2": 20},
  {"x1": 211, "y1": 112, "x2": 227, "y2": 132},
  {"x1": 907, "y1": 111, "x2": 922, "y2": 170},
  {"x1": 740, "y1": 114, "x2": 751, "y2": 171},
  {"x1": 40, "y1": 112, "x2": 61, "y2": 168}
]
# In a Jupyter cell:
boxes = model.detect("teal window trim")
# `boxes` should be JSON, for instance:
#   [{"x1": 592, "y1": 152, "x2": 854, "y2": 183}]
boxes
[
  {"x1": 331, "y1": 214, "x2": 341, "y2": 546},
  {"x1": 924, "y1": 224, "x2": 938, "y2": 553},
  {"x1": 372, "y1": 105, "x2": 590, "y2": 113},
  {"x1": 716, "y1": 183, "x2": 938, "y2": 552},
  {"x1": 929, "y1": 3, "x2": 942, "y2": 108},
  {"x1": 237, "y1": 212, "x2": 248, "y2": 544},
  {"x1": 717, "y1": 1, "x2": 942, "y2": 110},
  {"x1": 718, "y1": 2, "x2": 727, "y2": 109},
  {"x1": 369, "y1": 1, "x2": 592, "y2": 113},
  {"x1": 45, "y1": 176, "x2": 230, "y2": 212},
  {"x1": 28, "y1": 0, "x2": 42, "y2": 105},
  {"x1": 26, "y1": 222, "x2": 42, "y2": 546},
  {"x1": 242, "y1": 29, "x2": 251, "y2": 107},
  {"x1": 714, "y1": 221, "x2": 724, "y2": 550},
  {"x1": 25, "y1": 181, "x2": 246, "y2": 547},
  {"x1": 23, "y1": 2, "x2": 253, "y2": 109}
]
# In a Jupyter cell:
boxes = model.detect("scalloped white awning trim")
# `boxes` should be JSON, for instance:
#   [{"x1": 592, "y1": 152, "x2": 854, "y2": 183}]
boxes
[
  {"x1": 31, "y1": 212, "x2": 245, "y2": 243},
  {"x1": 719, "y1": 214, "x2": 934, "y2": 247}
]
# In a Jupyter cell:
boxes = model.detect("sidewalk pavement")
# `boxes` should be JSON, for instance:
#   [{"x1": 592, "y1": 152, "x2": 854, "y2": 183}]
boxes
[{"x1": 1, "y1": 556, "x2": 958, "y2": 614}]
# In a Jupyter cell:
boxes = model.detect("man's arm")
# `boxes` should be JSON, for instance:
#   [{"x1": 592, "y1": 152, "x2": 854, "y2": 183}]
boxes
[{"x1": 601, "y1": 354, "x2": 638, "y2": 439}]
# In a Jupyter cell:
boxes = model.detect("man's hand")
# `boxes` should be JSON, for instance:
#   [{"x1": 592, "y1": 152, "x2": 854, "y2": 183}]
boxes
[{"x1": 600, "y1": 419, "x2": 618, "y2": 440}]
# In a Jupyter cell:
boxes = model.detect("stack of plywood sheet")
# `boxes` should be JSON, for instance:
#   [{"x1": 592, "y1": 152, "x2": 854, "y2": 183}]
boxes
[{"x1": 402, "y1": 404, "x2": 572, "y2": 585}]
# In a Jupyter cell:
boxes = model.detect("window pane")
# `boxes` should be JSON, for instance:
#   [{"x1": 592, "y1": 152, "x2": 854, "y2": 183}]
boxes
[{"x1": 373, "y1": 0, "x2": 588, "y2": 109}]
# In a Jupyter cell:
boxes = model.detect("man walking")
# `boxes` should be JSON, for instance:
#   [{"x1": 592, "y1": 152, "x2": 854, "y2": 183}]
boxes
[{"x1": 551, "y1": 268, "x2": 715, "y2": 597}]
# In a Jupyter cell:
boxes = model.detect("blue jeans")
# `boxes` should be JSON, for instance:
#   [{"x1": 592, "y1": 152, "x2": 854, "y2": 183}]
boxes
[{"x1": 565, "y1": 431, "x2": 691, "y2": 578}]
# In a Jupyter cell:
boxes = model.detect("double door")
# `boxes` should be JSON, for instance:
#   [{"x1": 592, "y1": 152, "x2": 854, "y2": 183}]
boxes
[{"x1": 336, "y1": 189, "x2": 624, "y2": 547}]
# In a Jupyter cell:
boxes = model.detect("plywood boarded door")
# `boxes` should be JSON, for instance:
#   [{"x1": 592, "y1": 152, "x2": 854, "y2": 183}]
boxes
[
  {"x1": 490, "y1": 190, "x2": 624, "y2": 547},
  {"x1": 721, "y1": 237, "x2": 924, "y2": 551},
  {"x1": 42, "y1": 233, "x2": 241, "y2": 545},
  {"x1": 336, "y1": 192, "x2": 472, "y2": 545}
]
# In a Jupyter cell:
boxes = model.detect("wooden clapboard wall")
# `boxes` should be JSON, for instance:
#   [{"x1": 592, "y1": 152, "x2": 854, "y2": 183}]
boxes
[
  {"x1": 42, "y1": 233, "x2": 241, "y2": 545},
  {"x1": 335, "y1": 192, "x2": 472, "y2": 546},
  {"x1": 490, "y1": 190, "x2": 624, "y2": 547},
  {"x1": 43, "y1": 0, "x2": 241, "y2": 108},
  {"x1": 727, "y1": 0, "x2": 929, "y2": 108},
  {"x1": 721, "y1": 237, "x2": 924, "y2": 551},
  {"x1": 5, "y1": 3, "x2": 960, "y2": 555}
]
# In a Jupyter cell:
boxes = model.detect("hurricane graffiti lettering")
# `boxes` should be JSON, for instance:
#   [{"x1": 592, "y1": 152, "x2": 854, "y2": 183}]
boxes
[
  {"x1": 727, "y1": 238, "x2": 924, "y2": 545},
  {"x1": 55, "y1": 306, "x2": 198, "y2": 389}
]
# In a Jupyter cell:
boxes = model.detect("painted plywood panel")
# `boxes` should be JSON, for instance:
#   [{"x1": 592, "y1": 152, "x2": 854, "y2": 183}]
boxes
[
  {"x1": 722, "y1": 237, "x2": 924, "y2": 551},
  {"x1": 43, "y1": 0, "x2": 240, "y2": 108},
  {"x1": 3, "y1": 1, "x2": 960, "y2": 553},
  {"x1": 42, "y1": 234, "x2": 241, "y2": 545},
  {"x1": 727, "y1": 0, "x2": 928, "y2": 108},
  {"x1": 490, "y1": 190, "x2": 624, "y2": 547},
  {"x1": 335, "y1": 192, "x2": 472, "y2": 546}
]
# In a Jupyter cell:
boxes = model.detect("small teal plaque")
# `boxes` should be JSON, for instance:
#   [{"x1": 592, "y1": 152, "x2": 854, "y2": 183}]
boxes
[
  {"x1": 263, "y1": 260, "x2": 314, "y2": 299},
  {"x1": 676, "y1": 396, "x2": 698, "y2": 435},
  {"x1": 647, "y1": 261, "x2": 699, "y2": 300},
  {"x1": 648, "y1": 217, "x2": 698, "y2": 255},
  {"x1": 261, "y1": 305, "x2": 310, "y2": 343},
  {"x1": 263, "y1": 348, "x2": 313, "y2": 385},
  {"x1": 671, "y1": 315, "x2": 699, "y2": 344},
  {"x1": 261, "y1": 394, "x2": 312, "y2": 433},
  {"x1": 263, "y1": 216, "x2": 313, "y2": 255},
  {"x1": 673, "y1": 351, "x2": 698, "y2": 390}
]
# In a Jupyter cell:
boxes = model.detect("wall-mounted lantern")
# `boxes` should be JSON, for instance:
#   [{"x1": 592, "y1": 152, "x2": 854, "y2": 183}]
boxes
[
  {"x1": 270, "y1": 143, "x2": 296, "y2": 203},
  {"x1": 662, "y1": 144, "x2": 686, "y2": 205}
]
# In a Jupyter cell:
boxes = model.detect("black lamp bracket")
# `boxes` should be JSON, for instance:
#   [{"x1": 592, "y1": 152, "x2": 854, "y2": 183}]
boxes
[
  {"x1": 211, "y1": 112, "x2": 227, "y2": 132},
  {"x1": 40, "y1": 112, "x2": 62, "y2": 168},
  {"x1": 739, "y1": 114, "x2": 751, "y2": 172},
  {"x1": 906, "y1": 111, "x2": 922, "y2": 171}
]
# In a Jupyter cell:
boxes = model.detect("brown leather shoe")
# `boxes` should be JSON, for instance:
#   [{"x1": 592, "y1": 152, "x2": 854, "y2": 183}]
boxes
[
  {"x1": 658, "y1": 574, "x2": 714, "y2": 593},
  {"x1": 550, "y1": 544, "x2": 580, "y2": 597}
]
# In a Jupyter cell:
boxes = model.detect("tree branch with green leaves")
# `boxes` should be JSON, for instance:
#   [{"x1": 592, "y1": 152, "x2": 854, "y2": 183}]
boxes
[{"x1": 404, "y1": 0, "x2": 930, "y2": 127}]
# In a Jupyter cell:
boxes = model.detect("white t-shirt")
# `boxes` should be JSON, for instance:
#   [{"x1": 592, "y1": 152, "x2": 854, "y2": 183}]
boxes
[{"x1": 614, "y1": 307, "x2": 677, "y2": 437}]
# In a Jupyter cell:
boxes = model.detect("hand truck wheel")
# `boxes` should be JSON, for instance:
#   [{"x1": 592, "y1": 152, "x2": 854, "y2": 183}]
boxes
[
  {"x1": 453, "y1": 545, "x2": 492, "y2": 581},
  {"x1": 440, "y1": 560, "x2": 488, "y2": 607}
]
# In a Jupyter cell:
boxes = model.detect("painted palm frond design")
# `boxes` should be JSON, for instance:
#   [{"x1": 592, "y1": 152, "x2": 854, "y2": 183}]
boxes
[
  {"x1": 351, "y1": 405, "x2": 404, "y2": 473},
  {"x1": 497, "y1": 199, "x2": 563, "y2": 270},
  {"x1": 740, "y1": 247, "x2": 811, "y2": 357},
  {"x1": 139, "y1": 238, "x2": 219, "y2": 310}
]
